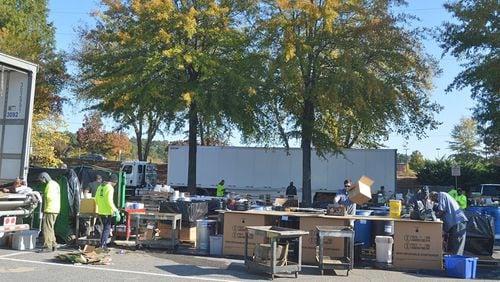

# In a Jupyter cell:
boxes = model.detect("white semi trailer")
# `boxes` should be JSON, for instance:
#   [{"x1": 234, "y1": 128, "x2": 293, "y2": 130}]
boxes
[
  {"x1": 0, "y1": 52, "x2": 39, "y2": 234},
  {"x1": 167, "y1": 145, "x2": 397, "y2": 198}
]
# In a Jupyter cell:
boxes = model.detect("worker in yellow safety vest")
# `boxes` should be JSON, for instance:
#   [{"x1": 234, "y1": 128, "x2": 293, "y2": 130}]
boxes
[
  {"x1": 95, "y1": 174, "x2": 119, "y2": 250},
  {"x1": 448, "y1": 187, "x2": 458, "y2": 200},
  {"x1": 216, "y1": 179, "x2": 225, "y2": 197},
  {"x1": 38, "y1": 172, "x2": 60, "y2": 253},
  {"x1": 456, "y1": 189, "x2": 467, "y2": 209}
]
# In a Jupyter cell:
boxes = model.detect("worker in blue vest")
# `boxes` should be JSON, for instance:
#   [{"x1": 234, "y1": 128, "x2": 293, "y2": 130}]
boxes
[
  {"x1": 95, "y1": 174, "x2": 119, "y2": 250},
  {"x1": 334, "y1": 179, "x2": 356, "y2": 215},
  {"x1": 430, "y1": 191, "x2": 468, "y2": 255}
]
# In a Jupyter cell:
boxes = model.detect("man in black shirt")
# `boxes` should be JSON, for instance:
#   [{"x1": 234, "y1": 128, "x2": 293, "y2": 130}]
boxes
[{"x1": 286, "y1": 181, "x2": 297, "y2": 197}]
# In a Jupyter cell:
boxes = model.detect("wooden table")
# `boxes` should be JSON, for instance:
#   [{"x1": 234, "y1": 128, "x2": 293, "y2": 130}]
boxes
[
  {"x1": 244, "y1": 226, "x2": 309, "y2": 280},
  {"x1": 224, "y1": 210, "x2": 443, "y2": 270},
  {"x1": 130, "y1": 212, "x2": 182, "y2": 250}
]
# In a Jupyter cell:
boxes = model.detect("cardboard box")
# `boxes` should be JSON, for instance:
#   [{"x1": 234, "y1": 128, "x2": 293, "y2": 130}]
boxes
[
  {"x1": 80, "y1": 199, "x2": 98, "y2": 214},
  {"x1": 274, "y1": 198, "x2": 299, "y2": 208},
  {"x1": 348, "y1": 176, "x2": 373, "y2": 205},
  {"x1": 223, "y1": 212, "x2": 276, "y2": 256},
  {"x1": 299, "y1": 216, "x2": 350, "y2": 264},
  {"x1": 157, "y1": 222, "x2": 196, "y2": 242},
  {"x1": 393, "y1": 220, "x2": 443, "y2": 270}
]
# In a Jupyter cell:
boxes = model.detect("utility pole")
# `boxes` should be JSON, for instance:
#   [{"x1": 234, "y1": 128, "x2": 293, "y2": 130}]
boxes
[{"x1": 403, "y1": 141, "x2": 408, "y2": 173}]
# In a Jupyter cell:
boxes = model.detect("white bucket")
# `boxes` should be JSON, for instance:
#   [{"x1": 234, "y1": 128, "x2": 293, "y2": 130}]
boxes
[
  {"x1": 375, "y1": 235, "x2": 394, "y2": 264},
  {"x1": 209, "y1": 235, "x2": 223, "y2": 256}
]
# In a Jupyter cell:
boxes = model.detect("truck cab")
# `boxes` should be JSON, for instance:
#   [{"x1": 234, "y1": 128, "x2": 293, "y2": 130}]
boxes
[
  {"x1": 480, "y1": 184, "x2": 500, "y2": 203},
  {"x1": 120, "y1": 161, "x2": 157, "y2": 197}
]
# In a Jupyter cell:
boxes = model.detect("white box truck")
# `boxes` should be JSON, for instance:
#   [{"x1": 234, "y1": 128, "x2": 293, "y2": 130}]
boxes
[
  {"x1": 0, "y1": 52, "x2": 39, "y2": 234},
  {"x1": 167, "y1": 145, "x2": 396, "y2": 198}
]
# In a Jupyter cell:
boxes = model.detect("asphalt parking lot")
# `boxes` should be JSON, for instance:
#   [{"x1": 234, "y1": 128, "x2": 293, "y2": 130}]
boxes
[{"x1": 0, "y1": 244, "x2": 499, "y2": 282}]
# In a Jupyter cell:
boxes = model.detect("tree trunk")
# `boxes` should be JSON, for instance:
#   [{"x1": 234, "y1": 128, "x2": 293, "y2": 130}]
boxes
[
  {"x1": 187, "y1": 101, "x2": 198, "y2": 195},
  {"x1": 301, "y1": 98, "x2": 314, "y2": 207},
  {"x1": 136, "y1": 130, "x2": 143, "y2": 161}
]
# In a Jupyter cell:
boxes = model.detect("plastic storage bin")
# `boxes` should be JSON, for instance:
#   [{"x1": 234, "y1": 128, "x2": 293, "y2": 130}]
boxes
[
  {"x1": 375, "y1": 236, "x2": 393, "y2": 264},
  {"x1": 444, "y1": 255, "x2": 478, "y2": 279},
  {"x1": 12, "y1": 230, "x2": 39, "y2": 250}
]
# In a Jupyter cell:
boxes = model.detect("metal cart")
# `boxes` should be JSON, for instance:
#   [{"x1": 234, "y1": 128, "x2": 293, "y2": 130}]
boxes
[
  {"x1": 131, "y1": 212, "x2": 182, "y2": 250},
  {"x1": 244, "y1": 226, "x2": 309, "y2": 280},
  {"x1": 316, "y1": 226, "x2": 354, "y2": 276},
  {"x1": 75, "y1": 212, "x2": 102, "y2": 246}
]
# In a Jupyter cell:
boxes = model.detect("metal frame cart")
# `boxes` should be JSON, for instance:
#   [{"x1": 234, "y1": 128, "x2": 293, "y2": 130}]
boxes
[
  {"x1": 244, "y1": 226, "x2": 309, "y2": 280},
  {"x1": 131, "y1": 212, "x2": 182, "y2": 250},
  {"x1": 316, "y1": 226, "x2": 354, "y2": 276},
  {"x1": 75, "y1": 212, "x2": 102, "y2": 246}
]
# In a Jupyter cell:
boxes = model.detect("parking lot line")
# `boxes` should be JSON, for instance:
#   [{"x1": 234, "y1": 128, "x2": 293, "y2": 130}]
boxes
[
  {"x1": 0, "y1": 252, "x2": 26, "y2": 258},
  {"x1": 0, "y1": 256, "x2": 241, "y2": 282}
]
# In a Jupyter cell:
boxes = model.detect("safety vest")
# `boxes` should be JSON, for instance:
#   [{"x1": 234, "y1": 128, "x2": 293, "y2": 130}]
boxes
[
  {"x1": 456, "y1": 194, "x2": 467, "y2": 209},
  {"x1": 448, "y1": 189, "x2": 458, "y2": 200},
  {"x1": 44, "y1": 180, "x2": 61, "y2": 213},
  {"x1": 216, "y1": 183, "x2": 225, "y2": 197},
  {"x1": 95, "y1": 183, "x2": 117, "y2": 215}
]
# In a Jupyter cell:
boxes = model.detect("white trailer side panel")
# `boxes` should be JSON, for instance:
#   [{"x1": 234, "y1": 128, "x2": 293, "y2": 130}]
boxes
[
  {"x1": 0, "y1": 53, "x2": 37, "y2": 184},
  {"x1": 167, "y1": 146, "x2": 396, "y2": 196}
]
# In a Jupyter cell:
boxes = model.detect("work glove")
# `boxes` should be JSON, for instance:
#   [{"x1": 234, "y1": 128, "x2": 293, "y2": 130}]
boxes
[{"x1": 114, "y1": 210, "x2": 121, "y2": 223}]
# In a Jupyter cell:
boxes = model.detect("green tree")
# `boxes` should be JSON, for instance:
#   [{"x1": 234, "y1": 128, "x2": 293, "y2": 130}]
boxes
[
  {"x1": 440, "y1": 0, "x2": 499, "y2": 154},
  {"x1": 254, "y1": 1, "x2": 441, "y2": 206},
  {"x1": 73, "y1": 0, "x2": 178, "y2": 162},
  {"x1": 448, "y1": 118, "x2": 482, "y2": 163},
  {"x1": 417, "y1": 158, "x2": 499, "y2": 188},
  {"x1": 0, "y1": 0, "x2": 69, "y2": 114},
  {"x1": 74, "y1": 0, "x2": 258, "y2": 195},
  {"x1": 409, "y1": 150, "x2": 425, "y2": 172}
]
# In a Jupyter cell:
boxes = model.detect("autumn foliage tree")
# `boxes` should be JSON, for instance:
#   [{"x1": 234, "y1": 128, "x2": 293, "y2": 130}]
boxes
[
  {"x1": 253, "y1": 1, "x2": 441, "y2": 206},
  {"x1": 1, "y1": 0, "x2": 70, "y2": 167},
  {"x1": 104, "y1": 132, "x2": 132, "y2": 160},
  {"x1": 0, "y1": 0, "x2": 68, "y2": 114},
  {"x1": 76, "y1": 112, "x2": 107, "y2": 155},
  {"x1": 30, "y1": 113, "x2": 69, "y2": 167},
  {"x1": 74, "y1": 0, "x2": 257, "y2": 194}
]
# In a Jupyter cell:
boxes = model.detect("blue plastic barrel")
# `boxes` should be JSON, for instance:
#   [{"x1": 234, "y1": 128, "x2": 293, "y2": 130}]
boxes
[
  {"x1": 355, "y1": 210, "x2": 373, "y2": 249},
  {"x1": 466, "y1": 206, "x2": 484, "y2": 216},
  {"x1": 371, "y1": 210, "x2": 394, "y2": 246},
  {"x1": 484, "y1": 207, "x2": 500, "y2": 240}
]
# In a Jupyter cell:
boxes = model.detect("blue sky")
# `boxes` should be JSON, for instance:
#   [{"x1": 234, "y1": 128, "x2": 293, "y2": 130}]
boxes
[{"x1": 48, "y1": 0, "x2": 475, "y2": 160}]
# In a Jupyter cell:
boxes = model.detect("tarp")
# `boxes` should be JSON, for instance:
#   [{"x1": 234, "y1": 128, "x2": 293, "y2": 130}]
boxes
[
  {"x1": 72, "y1": 165, "x2": 125, "y2": 209},
  {"x1": 463, "y1": 210, "x2": 495, "y2": 256},
  {"x1": 159, "y1": 201, "x2": 208, "y2": 223},
  {"x1": 28, "y1": 168, "x2": 81, "y2": 242}
]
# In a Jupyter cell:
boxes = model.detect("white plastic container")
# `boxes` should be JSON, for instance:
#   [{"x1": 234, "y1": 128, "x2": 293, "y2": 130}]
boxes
[
  {"x1": 209, "y1": 235, "x2": 223, "y2": 256},
  {"x1": 12, "y1": 230, "x2": 39, "y2": 250},
  {"x1": 375, "y1": 235, "x2": 394, "y2": 264}
]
